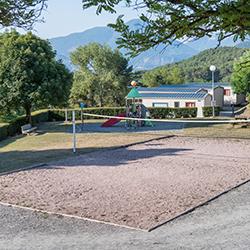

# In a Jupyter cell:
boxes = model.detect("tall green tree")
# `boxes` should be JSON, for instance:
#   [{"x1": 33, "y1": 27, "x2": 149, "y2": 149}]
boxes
[
  {"x1": 70, "y1": 43, "x2": 132, "y2": 107},
  {"x1": 231, "y1": 51, "x2": 250, "y2": 96},
  {"x1": 0, "y1": 0, "x2": 47, "y2": 29},
  {"x1": 82, "y1": 0, "x2": 250, "y2": 56},
  {"x1": 0, "y1": 31, "x2": 72, "y2": 122}
]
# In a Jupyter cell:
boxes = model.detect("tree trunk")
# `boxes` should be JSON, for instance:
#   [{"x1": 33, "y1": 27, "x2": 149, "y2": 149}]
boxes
[{"x1": 24, "y1": 105, "x2": 32, "y2": 124}]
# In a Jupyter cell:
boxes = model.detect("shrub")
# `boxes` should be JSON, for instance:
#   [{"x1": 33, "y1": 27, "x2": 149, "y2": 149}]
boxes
[
  {"x1": 202, "y1": 107, "x2": 221, "y2": 117},
  {"x1": 49, "y1": 107, "x2": 126, "y2": 121},
  {"x1": 148, "y1": 107, "x2": 197, "y2": 119},
  {"x1": 0, "y1": 110, "x2": 49, "y2": 141}
]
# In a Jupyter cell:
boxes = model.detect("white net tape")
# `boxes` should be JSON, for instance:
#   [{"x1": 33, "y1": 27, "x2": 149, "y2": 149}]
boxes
[{"x1": 82, "y1": 112, "x2": 250, "y2": 124}]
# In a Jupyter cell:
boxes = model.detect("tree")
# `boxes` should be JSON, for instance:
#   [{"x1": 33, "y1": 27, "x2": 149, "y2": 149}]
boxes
[
  {"x1": 0, "y1": 31, "x2": 72, "y2": 122},
  {"x1": 0, "y1": 0, "x2": 47, "y2": 29},
  {"x1": 82, "y1": 0, "x2": 250, "y2": 56},
  {"x1": 231, "y1": 51, "x2": 250, "y2": 96},
  {"x1": 141, "y1": 47, "x2": 249, "y2": 85},
  {"x1": 70, "y1": 43, "x2": 132, "y2": 107}
]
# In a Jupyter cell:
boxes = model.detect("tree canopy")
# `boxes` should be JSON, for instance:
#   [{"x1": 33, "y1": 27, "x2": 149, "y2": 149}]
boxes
[
  {"x1": 140, "y1": 47, "x2": 249, "y2": 86},
  {"x1": 70, "y1": 43, "x2": 132, "y2": 107},
  {"x1": 231, "y1": 51, "x2": 250, "y2": 96},
  {"x1": 0, "y1": 31, "x2": 72, "y2": 122},
  {"x1": 0, "y1": 0, "x2": 47, "y2": 29},
  {"x1": 82, "y1": 0, "x2": 250, "y2": 56}
]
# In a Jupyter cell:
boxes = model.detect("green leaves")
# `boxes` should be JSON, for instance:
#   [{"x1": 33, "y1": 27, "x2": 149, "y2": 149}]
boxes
[
  {"x1": 70, "y1": 43, "x2": 132, "y2": 106},
  {"x1": 231, "y1": 51, "x2": 250, "y2": 95},
  {"x1": 82, "y1": 0, "x2": 250, "y2": 56},
  {"x1": 0, "y1": 0, "x2": 47, "y2": 29},
  {"x1": 0, "y1": 31, "x2": 72, "y2": 119}
]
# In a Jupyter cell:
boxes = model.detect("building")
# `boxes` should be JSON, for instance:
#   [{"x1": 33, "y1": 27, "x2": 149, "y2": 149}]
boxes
[
  {"x1": 219, "y1": 83, "x2": 246, "y2": 105},
  {"x1": 136, "y1": 92, "x2": 212, "y2": 117},
  {"x1": 138, "y1": 84, "x2": 224, "y2": 107},
  {"x1": 126, "y1": 83, "x2": 246, "y2": 118}
]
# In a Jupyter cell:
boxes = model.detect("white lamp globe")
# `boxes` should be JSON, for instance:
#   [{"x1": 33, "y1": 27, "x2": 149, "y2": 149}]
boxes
[{"x1": 209, "y1": 65, "x2": 216, "y2": 72}]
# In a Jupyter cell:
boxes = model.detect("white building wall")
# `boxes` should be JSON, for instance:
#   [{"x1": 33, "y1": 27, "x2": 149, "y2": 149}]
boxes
[
  {"x1": 206, "y1": 87, "x2": 224, "y2": 107},
  {"x1": 223, "y1": 86, "x2": 246, "y2": 105},
  {"x1": 141, "y1": 97, "x2": 210, "y2": 118}
]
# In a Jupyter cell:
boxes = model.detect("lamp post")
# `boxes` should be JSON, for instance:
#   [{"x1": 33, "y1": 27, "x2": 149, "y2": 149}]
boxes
[{"x1": 209, "y1": 65, "x2": 216, "y2": 117}]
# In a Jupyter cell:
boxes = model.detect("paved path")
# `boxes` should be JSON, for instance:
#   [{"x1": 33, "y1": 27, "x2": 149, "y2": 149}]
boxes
[{"x1": 0, "y1": 181, "x2": 249, "y2": 250}]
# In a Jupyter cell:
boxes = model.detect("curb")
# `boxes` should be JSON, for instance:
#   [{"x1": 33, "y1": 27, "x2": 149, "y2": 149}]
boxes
[
  {"x1": 0, "y1": 201, "x2": 147, "y2": 232},
  {"x1": 148, "y1": 178, "x2": 250, "y2": 232},
  {"x1": 0, "y1": 163, "x2": 47, "y2": 177}
]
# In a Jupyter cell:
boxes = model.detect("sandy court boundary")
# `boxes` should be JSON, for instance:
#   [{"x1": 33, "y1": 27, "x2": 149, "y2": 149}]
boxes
[{"x1": 0, "y1": 136, "x2": 250, "y2": 230}]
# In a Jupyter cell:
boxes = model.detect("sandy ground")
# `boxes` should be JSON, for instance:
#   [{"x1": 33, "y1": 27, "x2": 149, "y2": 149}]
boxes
[{"x1": 0, "y1": 136, "x2": 249, "y2": 230}]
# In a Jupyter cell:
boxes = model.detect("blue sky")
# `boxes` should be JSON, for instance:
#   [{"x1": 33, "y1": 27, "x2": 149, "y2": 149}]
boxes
[{"x1": 33, "y1": 0, "x2": 140, "y2": 39}]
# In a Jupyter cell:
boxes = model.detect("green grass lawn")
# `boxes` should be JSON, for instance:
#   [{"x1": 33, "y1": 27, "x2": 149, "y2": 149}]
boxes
[
  {"x1": 183, "y1": 123, "x2": 250, "y2": 139},
  {"x1": 0, "y1": 120, "x2": 249, "y2": 174}
]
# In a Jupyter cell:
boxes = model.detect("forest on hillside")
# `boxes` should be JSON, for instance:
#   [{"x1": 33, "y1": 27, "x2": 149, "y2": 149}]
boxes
[{"x1": 140, "y1": 47, "x2": 250, "y2": 86}]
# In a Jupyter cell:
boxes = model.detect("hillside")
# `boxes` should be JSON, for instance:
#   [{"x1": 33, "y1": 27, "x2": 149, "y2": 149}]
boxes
[{"x1": 140, "y1": 47, "x2": 249, "y2": 86}]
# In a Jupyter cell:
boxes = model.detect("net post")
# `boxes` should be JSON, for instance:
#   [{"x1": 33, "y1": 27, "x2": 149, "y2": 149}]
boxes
[{"x1": 72, "y1": 110, "x2": 76, "y2": 153}]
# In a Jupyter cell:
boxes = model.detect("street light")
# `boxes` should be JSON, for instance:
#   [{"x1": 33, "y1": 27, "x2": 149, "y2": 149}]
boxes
[{"x1": 209, "y1": 65, "x2": 216, "y2": 117}]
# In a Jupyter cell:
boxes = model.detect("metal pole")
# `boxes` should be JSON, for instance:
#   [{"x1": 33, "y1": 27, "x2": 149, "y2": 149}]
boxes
[
  {"x1": 212, "y1": 71, "x2": 215, "y2": 117},
  {"x1": 65, "y1": 109, "x2": 68, "y2": 122},
  {"x1": 81, "y1": 107, "x2": 83, "y2": 131},
  {"x1": 72, "y1": 110, "x2": 76, "y2": 153}
]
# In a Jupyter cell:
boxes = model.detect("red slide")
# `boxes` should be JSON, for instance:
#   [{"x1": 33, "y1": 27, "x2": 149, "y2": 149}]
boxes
[{"x1": 101, "y1": 113, "x2": 126, "y2": 127}]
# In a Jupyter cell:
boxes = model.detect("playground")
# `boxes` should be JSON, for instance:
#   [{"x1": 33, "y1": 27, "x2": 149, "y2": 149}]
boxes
[{"x1": 0, "y1": 136, "x2": 249, "y2": 230}]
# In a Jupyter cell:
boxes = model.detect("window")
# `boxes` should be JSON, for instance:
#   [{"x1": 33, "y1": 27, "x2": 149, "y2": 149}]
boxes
[
  {"x1": 224, "y1": 89, "x2": 231, "y2": 96},
  {"x1": 185, "y1": 102, "x2": 196, "y2": 107},
  {"x1": 174, "y1": 102, "x2": 180, "y2": 108},
  {"x1": 153, "y1": 102, "x2": 168, "y2": 107}
]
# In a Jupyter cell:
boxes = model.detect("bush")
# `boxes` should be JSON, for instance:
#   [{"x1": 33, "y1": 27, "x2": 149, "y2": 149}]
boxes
[
  {"x1": 202, "y1": 107, "x2": 221, "y2": 117},
  {"x1": 0, "y1": 110, "x2": 49, "y2": 141},
  {"x1": 0, "y1": 124, "x2": 8, "y2": 141},
  {"x1": 49, "y1": 107, "x2": 126, "y2": 121},
  {"x1": 148, "y1": 107, "x2": 197, "y2": 118},
  {"x1": 49, "y1": 107, "x2": 197, "y2": 121}
]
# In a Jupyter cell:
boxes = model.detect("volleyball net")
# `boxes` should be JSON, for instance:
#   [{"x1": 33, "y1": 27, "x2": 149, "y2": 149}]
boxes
[{"x1": 82, "y1": 112, "x2": 250, "y2": 125}]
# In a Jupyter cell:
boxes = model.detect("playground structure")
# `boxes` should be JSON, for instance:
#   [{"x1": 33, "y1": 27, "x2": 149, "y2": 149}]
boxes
[{"x1": 101, "y1": 81, "x2": 153, "y2": 128}]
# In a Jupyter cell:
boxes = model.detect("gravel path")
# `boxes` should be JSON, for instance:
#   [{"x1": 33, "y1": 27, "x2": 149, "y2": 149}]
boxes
[
  {"x1": 0, "y1": 181, "x2": 249, "y2": 250},
  {"x1": 0, "y1": 136, "x2": 249, "y2": 230}
]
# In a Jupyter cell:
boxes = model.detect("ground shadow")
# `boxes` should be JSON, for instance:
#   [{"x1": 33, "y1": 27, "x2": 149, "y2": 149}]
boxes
[{"x1": 0, "y1": 144, "x2": 192, "y2": 173}]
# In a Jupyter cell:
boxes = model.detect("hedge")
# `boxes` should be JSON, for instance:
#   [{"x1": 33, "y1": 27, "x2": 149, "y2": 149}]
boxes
[
  {"x1": 49, "y1": 107, "x2": 198, "y2": 121},
  {"x1": 202, "y1": 107, "x2": 221, "y2": 117},
  {"x1": 0, "y1": 106, "x2": 198, "y2": 141},
  {"x1": 0, "y1": 110, "x2": 49, "y2": 141},
  {"x1": 148, "y1": 107, "x2": 197, "y2": 119},
  {"x1": 48, "y1": 107, "x2": 126, "y2": 121}
]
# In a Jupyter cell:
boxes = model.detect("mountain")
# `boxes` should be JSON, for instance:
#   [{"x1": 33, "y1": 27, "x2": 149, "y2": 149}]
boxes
[
  {"x1": 185, "y1": 36, "x2": 238, "y2": 52},
  {"x1": 236, "y1": 41, "x2": 250, "y2": 48},
  {"x1": 49, "y1": 19, "x2": 198, "y2": 70},
  {"x1": 49, "y1": 19, "x2": 249, "y2": 71}
]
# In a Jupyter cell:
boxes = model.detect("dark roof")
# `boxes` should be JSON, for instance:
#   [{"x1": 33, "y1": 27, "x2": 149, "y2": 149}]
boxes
[
  {"x1": 138, "y1": 87, "x2": 202, "y2": 93},
  {"x1": 139, "y1": 92, "x2": 209, "y2": 100},
  {"x1": 138, "y1": 82, "x2": 227, "y2": 93}
]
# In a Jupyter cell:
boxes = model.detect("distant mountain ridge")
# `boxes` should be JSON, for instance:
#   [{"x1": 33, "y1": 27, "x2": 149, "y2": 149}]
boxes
[{"x1": 49, "y1": 19, "x2": 250, "y2": 71}]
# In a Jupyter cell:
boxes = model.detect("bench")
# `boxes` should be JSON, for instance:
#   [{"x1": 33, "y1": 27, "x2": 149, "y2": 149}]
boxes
[
  {"x1": 21, "y1": 124, "x2": 37, "y2": 135},
  {"x1": 233, "y1": 115, "x2": 250, "y2": 128}
]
